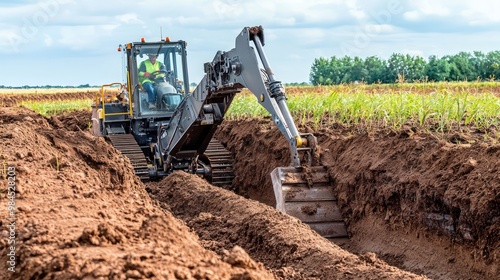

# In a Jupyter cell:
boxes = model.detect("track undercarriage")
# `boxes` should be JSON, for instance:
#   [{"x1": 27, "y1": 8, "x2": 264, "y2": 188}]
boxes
[{"x1": 109, "y1": 135, "x2": 234, "y2": 187}]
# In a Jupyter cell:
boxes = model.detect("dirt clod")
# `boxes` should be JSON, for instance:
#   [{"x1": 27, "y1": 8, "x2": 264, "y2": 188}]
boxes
[{"x1": 301, "y1": 205, "x2": 318, "y2": 215}]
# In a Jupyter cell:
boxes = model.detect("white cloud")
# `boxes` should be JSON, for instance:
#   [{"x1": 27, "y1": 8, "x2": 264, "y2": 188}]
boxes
[
  {"x1": 57, "y1": 24, "x2": 120, "y2": 50},
  {"x1": 349, "y1": 9, "x2": 367, "y2": 20},
  {"x1": 407, "y1": 0, "x2": 450, "y2": 17},
  {"x1": 303, "y1": 29, "x2": 327, "y2": 42},
  {"x1": 115, "y1": 13, "x2": 144, "y2": 25},
  {"x1": 406, "y1": 0, "x2": 500, "y2": 26},
  {"x1": 0, "y1": 28, "x2": 22, "y2": 53},
  {"x1": 43, "y1": 34, "x2": 53, "y2": 46},
  {"x1": 1, "y1": 0, "x2": 500, "y2": 86},
  {"x1": 364, "y1": 24, "x2": 396, "y2": 34},
  {"x1": 459, "y1": 1, "x2": 500, "y2": 25},
  {"x1": 403, "y1": 11, "x2": 420, "y2": 21}
]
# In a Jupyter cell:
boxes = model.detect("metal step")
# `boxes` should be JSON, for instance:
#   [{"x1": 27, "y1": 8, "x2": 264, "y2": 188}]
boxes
[
  {"x1": 271, "y1": 166, "x2": 348, "y2": 238},
  {"x1": 106, "y1": 126, "x2": 126, "y2": 135}
]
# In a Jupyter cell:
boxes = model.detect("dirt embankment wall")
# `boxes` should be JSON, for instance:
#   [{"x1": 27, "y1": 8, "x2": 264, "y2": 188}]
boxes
[{"x1": 215, "y1": 118, "x2": 499, "y2": 279}]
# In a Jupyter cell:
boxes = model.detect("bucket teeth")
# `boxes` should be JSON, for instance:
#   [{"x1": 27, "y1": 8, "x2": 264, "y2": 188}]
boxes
[{"x1": 271, "y1": 166, "x2": 348, "y2": 238}]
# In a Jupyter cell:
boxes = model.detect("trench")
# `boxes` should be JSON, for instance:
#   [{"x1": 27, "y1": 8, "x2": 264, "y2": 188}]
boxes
[
  {"x1": 201, "y1": 118, "x2": 498, "y2": 280},
  {"x1": 48, "y1": 109, "x2": 497, "y2": 279}
]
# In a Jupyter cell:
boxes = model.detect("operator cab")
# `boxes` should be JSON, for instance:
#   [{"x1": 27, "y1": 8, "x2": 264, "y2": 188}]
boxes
[{"x1": 123, "y1": 39, "x2": 190, "y2": 117}]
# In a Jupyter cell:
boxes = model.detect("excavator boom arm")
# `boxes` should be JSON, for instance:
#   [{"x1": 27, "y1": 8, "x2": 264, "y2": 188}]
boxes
[
  {"x1": 156, "y1": 26, "x2": 309, "y2": 168},
  {"x1": 153, "y1": 26, "x2": 347, "y2": 238},
  {"x1": 96, "y1": 26, "x2": 346, "y2": 238}
]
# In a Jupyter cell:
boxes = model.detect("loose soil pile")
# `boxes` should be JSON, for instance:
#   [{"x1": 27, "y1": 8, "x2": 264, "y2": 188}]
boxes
[
  {"x1": 0, "y1": 104, "x2": 498, "y2": 279},
  {"x1": 149, "y1": 172, "x2": 426, "y2": 279},
  {"x1": 0, "y1": 108, "x2": 272, "y2": 279}
]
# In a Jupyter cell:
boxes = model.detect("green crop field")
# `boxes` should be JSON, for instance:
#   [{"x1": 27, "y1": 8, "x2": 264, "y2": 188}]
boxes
[
  {"x1": 16, "y1": 82, "x2": 500, "y2": 136},
  {"x1": 230, "y1": 82, "x2": 500, "y2": 132}
]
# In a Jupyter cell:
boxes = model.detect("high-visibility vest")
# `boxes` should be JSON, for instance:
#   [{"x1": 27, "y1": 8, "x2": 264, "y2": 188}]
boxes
[{"x1": 138, "y1": 60, "x2": 164, "y2": 84}]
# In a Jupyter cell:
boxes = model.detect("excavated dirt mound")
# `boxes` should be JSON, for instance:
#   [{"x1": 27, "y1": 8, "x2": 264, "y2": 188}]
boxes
[
  {"x1": 215, "y1": 119, "x2": 499, "y2": 279},
  {"x1": 0, "y1": 107, "x2": 273, "y2": 279},
  {"x1": 0, "y1": 92, "x2": 94, "y2": 107},
  {"x1": 149, "y1": 172, "x2": 426, "y2": 279},
  {"x1": 48, "y1": 109, "x2": 93, "y2": 132}
]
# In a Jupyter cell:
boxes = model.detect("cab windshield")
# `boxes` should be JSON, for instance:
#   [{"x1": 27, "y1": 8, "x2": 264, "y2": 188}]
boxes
[{"x1": 135, "y1": 43, "x2": 187, "y2": 114}]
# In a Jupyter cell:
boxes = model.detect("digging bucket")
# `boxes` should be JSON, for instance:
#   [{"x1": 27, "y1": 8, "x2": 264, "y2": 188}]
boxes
[{"x1": 271, "y1": 166, "x2": 348, "y2": 238}]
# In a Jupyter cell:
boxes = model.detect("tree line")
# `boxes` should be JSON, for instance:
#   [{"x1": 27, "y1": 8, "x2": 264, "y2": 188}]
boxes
[{"x1": 310, "y1": 51, "x2": 500, "y2": 85}]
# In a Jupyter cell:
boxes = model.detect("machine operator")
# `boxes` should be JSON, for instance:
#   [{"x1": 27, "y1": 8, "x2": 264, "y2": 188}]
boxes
[{"x1": 138, "y1": 53, "x2": 164, "y2": 109}]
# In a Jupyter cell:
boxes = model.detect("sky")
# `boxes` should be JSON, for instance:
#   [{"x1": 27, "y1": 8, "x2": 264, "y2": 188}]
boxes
[{"x1": 1, "y1": 0, "x2": 500, "y2": 86}]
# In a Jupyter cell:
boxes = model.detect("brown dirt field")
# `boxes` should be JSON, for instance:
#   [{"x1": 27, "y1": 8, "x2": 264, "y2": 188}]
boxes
[
  {"x1": 0, "y1": 92, "x2": 94, "y2": 107},
  {"x1": 0, "y1": 106, "x2": 498, "y2": 279}
]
